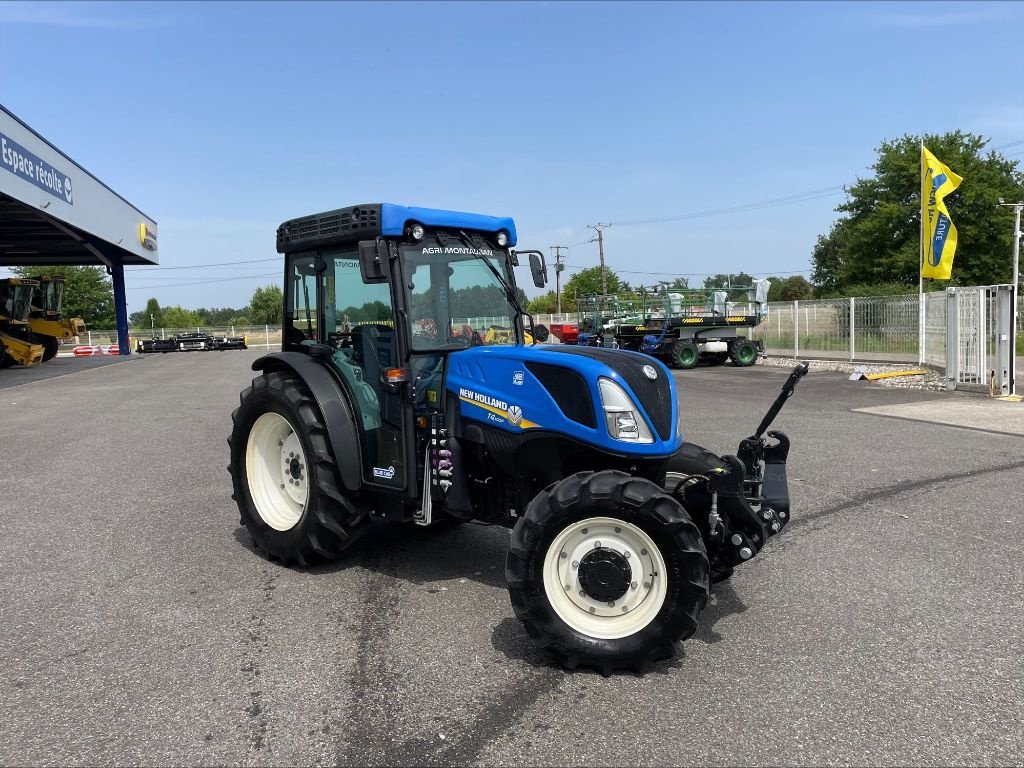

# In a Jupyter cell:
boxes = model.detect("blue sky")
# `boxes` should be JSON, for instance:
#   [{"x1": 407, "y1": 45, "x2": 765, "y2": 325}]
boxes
[{"x1": 1, "y1": 0, "x2": 1022, "y2": 313}]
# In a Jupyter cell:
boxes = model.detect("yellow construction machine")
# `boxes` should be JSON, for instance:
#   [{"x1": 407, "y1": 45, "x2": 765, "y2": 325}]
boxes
[
  {"x1": 0, "y1": 278, "x2": 45, "y2": 368},
  {"x1": 27, "y1": 275, "x2": 86, "y2": 361}
]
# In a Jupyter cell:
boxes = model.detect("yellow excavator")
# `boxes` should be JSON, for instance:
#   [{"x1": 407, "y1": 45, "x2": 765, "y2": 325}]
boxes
[
  {"x1": 0, "y1": 278, "x2": 45, "y2": 368},
  {"x1": 26, "y1": 275, "x2": 86, "y2": 361}
]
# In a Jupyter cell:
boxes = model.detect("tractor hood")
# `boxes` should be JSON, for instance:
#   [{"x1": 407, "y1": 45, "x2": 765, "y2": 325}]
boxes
[{"x1": 445, "y1": 345, "x2": 682, "y2": 457}]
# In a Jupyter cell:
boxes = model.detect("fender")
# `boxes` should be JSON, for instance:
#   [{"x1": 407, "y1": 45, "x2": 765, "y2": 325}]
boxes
[{"x1": 252, "y1": 352, "x2": 362, "y2": 493}]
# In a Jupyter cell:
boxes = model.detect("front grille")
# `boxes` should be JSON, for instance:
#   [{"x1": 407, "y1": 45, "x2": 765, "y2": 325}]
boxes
[{"x1": 276, "y1": 204, "x2": 381, "y2": 252}]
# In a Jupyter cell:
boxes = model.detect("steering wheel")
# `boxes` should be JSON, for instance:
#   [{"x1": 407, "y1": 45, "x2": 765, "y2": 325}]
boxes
[{"x1": 327, "y1": 331, "x2": 353, "y2": 349}]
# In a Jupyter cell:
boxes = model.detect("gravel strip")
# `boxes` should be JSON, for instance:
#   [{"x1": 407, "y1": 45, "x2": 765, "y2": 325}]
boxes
[{"x1": 759, "y1": 356, "x2": 949, "y2": 391}]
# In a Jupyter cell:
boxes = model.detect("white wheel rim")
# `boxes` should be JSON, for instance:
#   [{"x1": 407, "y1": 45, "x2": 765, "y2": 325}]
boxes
[
  {"x1": 245, "y1": 412, "x2": 309, "y2": 531},
  {"x1": 542, "y1": 516, "x2": 668, "y2": 640}
]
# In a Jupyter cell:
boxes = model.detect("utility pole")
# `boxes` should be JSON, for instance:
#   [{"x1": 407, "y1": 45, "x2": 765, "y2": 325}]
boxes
[
  {"x1": 998, "y1": 199, "x2": 1022, "y2": 394},
  {"x1": 551, "y1": 246, "x2": 567, "y2": 315},
  {"x1": 588, "y1": 223, "x2": 611, "y2": 295}
]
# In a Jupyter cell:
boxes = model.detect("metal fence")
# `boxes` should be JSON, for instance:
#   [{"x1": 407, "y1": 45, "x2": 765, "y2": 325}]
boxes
[
  {"x1": 746, "y1": 293, "x2": 951, "y2": 367},
  {"x1": 76, "y1": 292, "x2": 1022, "y2": 364}
]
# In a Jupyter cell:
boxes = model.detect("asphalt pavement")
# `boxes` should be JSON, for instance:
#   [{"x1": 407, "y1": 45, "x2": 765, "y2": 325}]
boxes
[{"x1": 1, "y1": 351, "x2": 1021, "y2": 766}]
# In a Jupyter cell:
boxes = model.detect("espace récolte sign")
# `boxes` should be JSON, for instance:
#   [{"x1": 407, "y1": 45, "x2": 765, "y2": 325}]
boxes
[{"x1": 1, "y1": 132, "x2": 74, "y2": 205}]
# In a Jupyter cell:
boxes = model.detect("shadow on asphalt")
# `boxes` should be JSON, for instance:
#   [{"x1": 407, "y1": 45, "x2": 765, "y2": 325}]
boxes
[
  {"x1": 233, "y1": 518, "x2": 510, "y2": 590},
  {"x1": 234, "y1": 516, "x2": 749, "y2": 674}
]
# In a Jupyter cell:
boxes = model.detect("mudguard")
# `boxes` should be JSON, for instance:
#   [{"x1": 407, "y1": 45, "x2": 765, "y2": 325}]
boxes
[{"x1": 252, "y1": 352, "x2": 362, "y2": 493}]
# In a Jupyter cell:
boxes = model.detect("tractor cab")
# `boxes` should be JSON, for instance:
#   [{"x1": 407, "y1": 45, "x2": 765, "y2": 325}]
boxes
[
  {"x1": 1, "y1": 278, "x2": 38, "y2": 325},
  {"x1": 1, "y1": 279, "x2": 45, "y2": 367},
  {"x1": 29, "y1": 275, "x2": 65, "y2": 319},
  {"x1": 273, "y1": 204, "x2": 548, "y2": 506}
]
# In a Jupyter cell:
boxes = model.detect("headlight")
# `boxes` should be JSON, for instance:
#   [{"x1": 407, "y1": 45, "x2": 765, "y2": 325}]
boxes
[
  {"x1": 598, "y1": 378, "x2": 654, "y2": 444},
  {"x1": 496, "y1": 231, "x2": 508, "y2": 247},
  {"x1": 410, "y1": 224, "x2": 425, "y2": 241}
]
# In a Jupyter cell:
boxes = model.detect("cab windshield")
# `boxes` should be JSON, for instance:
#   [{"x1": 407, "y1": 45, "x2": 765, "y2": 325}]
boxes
[{"x1": 402, "y1": 239, "x2": 519, "y2": 350}]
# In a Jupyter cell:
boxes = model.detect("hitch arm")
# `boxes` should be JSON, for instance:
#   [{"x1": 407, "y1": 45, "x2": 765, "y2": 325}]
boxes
[{"x1": 754, "y1": 361, "x2": 809, "y2": 439}]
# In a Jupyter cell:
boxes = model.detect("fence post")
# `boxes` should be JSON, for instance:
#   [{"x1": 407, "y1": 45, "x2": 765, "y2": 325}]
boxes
[
  {"x1": 849, "y1": 297, "x2": 855, "y2": 362},
  {"x1": 231, "y1": 325, "x2": 235, "y2": 336},
  {"x1": 265, "y1": 324, "x2": 270, "y2": 349},
  {"x1": 87, "y1": 330, "x2": 92, "y2": 346},
  {"x1": 794, "y1": 300, "x2": 800, "y2": 357}
]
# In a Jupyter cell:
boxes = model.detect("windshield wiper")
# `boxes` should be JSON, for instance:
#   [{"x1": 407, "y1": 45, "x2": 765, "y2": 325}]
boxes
[{"x1": 456, "y1": 230, "x2": 524, "y2": 316}]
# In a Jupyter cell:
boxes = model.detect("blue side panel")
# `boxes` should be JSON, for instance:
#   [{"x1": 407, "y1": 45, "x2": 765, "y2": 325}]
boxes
[
  {"x1": 380, "y1": 204, "x2": 518, "y2": 245},
  {"x1": 445, "y1": 346, "x2": 681, "y2": 458}
]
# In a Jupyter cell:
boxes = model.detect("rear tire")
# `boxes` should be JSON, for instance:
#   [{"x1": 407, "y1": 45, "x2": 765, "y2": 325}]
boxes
[
  {"x1": 229, "y1": 370, "x2": 369, "y2": 566},
  {"x1": 670, "y1": 339, "x2": 699, "y2": 369},
  {"x1": 729, "y1": 339, "x2": 758, "y2": 367},
  {"x1": 507, "y1": 470, "x2": 709, "y2": 675}
]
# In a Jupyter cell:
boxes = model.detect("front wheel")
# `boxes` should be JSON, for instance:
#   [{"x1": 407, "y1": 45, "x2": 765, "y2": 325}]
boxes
[
  {"x1": 38, "y1": 334, "x2": 59, "y2": 362},
  {"x1": 229, "y1": 371, "x2": 369, "y2": 566},
  {"x1": 670, "y1": 340, "x2": 699, "y2": 369},
  {"x1": 506, "y1": 470, "x2": 709, "y2": 675}
]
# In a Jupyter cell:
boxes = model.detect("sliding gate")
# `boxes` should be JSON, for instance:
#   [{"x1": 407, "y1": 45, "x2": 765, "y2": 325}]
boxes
[{"x1": 946, "y1": 285, "x2": 1016, "y2": 394}]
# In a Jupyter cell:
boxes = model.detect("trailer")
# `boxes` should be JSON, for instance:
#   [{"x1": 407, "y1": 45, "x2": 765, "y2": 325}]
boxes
[{"x1": 578, "y1": 281, "x2": 770, "y2": 368}]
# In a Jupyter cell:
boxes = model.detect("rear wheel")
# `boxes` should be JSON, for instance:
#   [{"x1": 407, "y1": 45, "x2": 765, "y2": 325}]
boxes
[
  {"x1": 229, "y1": 370, "x2": 369, "y2": 566},
  {"x1": 670, "y1": 340, "x2": 699, "y2": 370},
  {"x1": 507, "y1": 470, "x2": 709, "y2": 675},
  {"x1": 729, "y1": 339, "x2": 758, "y2": 367}
]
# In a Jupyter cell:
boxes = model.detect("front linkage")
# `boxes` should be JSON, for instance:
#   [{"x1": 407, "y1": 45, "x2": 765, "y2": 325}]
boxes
[{"x1": 663, "y1": 362, "x2": 809, "y2": 580}]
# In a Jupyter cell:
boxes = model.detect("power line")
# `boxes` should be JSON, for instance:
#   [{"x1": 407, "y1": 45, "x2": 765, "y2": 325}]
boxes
[
  {"x1": 562, "y1": 264, "x2": 811, "y2": 277},
  {"x1": 129, "y1": 257, "x2": 280, "y2": 271},
  {"x1": 551, "y1": 139, "x2": 1022, "y2": 241},
  {"x1": 128, "y1": 272, "x2": 279, "y2": 290},
  {"x1": 610, "y1": 187, "x2": 845, "y2": 227}
]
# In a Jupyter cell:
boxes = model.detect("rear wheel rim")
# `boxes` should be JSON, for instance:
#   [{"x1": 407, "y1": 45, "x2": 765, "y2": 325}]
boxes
[
  {"x1": 246, "y1": 412, "x2": 309, "y2": 531},
  {"x1": 542, "y1": 516, "x2": 668, "y2": 640},
  {"x1": 678, "y1": 347, "x2": 695, "y2": 366},
  {"x1": 737, "y1": 343, "x2": 756, "y2": 363}
]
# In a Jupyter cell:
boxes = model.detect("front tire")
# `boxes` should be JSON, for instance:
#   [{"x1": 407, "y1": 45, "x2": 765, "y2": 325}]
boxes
[
  {"x1": 507, "y1": 470, "x2": 709, "y2": 675},
  {"x1": 670, "y1": 339, "x2": 699, "y2": 369},
  {"x1": 229, "y1": 371, "x2": 369, "y2": 566},
  {"x1": 38, "y1": 334, "x2": 59, "y2": 362}
]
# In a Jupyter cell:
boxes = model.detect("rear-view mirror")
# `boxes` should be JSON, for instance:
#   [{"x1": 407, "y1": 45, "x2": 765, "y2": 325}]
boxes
[
  {"x1": 524, "y1": 251, "x2": 547, "y2": 288},
  {"x1": 358, "y1": 240, "x2": 388, "y2": 283}
]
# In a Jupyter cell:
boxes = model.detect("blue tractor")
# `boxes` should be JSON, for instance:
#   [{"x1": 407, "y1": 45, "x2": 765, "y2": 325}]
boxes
[{"x1": 228, "y1": 204, "x2": 808, "y2": 674}]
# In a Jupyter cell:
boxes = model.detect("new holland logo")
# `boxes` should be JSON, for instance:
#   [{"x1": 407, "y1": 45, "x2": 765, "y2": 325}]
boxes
[{"x1": 507, "y1": 405, "x2": 523, "y2": 425}]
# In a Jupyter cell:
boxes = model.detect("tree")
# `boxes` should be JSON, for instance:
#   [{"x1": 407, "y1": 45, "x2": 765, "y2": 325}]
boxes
[
  {"x1": 777, "y1": 275, "x2": 814, "y2": 301},
  {"x1": 563, "y1": 267, "x2": 624, "y2": 308},
  {"x1": 812, "y1": 131, "x2": 1024, "y2": 292},
  {"x1": 527, "y1": 291, "x2": 559, "y2": 315},
  {"x1": 161, "y1": 305, "x2": 206, "y2": 329},
  {"x1": 10, "y1": 265, "x2": 114, "y2": 327},
  {"x1": 250, "y1": 285, "x2": 284, "y2": 325},
  {"x1": 703, "y1": 272, "x2": 754, "y2": 289},
  {"x1": 129, "y1": 297, "x2": 164, "y2": 329}
]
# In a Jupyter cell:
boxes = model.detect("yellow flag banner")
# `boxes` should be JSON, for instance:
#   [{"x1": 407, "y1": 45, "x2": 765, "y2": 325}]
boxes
[{"x1": 921, "y1": 146, "x2": 963, "y2": 280}]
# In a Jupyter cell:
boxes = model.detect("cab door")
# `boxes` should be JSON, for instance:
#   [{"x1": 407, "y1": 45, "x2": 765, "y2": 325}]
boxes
[{"x1": 285, "y1": 250, "x2": 409, "y2": 491}]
